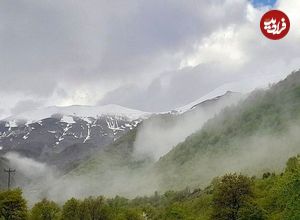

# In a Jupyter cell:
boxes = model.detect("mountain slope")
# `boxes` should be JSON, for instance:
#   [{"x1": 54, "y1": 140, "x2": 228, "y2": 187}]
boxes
[
  {"x1": 134, "y1": 91, "x2": 242, "y2": 160},
  {"x1": 69, "y1": 90, "x2": 242, "y2": 175},
  {"x1": 155, "y1": 70, "x2": 300, "y2": 190},
  {"x1": 44, "y1": 91, "x2": 243, "y2": 200},
  {"x1": 0, "y1": 105, "x2": 149, "y2": 170}
]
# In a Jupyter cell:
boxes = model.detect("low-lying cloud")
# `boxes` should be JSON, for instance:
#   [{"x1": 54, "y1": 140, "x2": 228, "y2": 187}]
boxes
[{"x1": 133, "y1": 92, "x2": 243, "y2": 160}]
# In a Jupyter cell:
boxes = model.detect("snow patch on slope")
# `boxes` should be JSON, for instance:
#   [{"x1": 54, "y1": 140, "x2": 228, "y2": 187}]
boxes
[
  {"x1": 4, "y1": 104, "x2": 150, "y2": 124},
  {"x1": 61, "y1": 116, "x2": 75, "y2": 124}
]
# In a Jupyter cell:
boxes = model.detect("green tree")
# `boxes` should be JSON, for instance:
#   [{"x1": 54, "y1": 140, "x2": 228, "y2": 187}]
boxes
[
  {"x1": 123, "y1": 209, "x2": 143, "y2": 220},
  {"x1": 163, "y1": 204, "x2": 186, "y2": 220},
  {"x1": 212, "y1": 174, "x2": 253, "y2": 220},
  {"x1": 0, "y1": 188, "x2": 28, "y2": 220},
  {"x1": 237, "y1": 201, "x2": 266, "y2": 220},
  {"x1": 285, "y1": 156, "x2": 300, "y2": 172},
  {"x1": 282, "y1": 195, "x2": 300, "y2": 220},
  {"x1": 79, "y1": 196, "x2": 111, "y2": 220},
  {"x1": 61, "y1": 198, "x2": 80, "y2": 220},
  {"x1": 30, "y1": 199, "x2": 60, "y2": 220}
]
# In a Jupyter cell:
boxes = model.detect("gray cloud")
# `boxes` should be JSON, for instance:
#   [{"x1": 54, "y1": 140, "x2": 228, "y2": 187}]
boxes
[
  {"x1": 99, "y1": 64, "x2": 233, "y2": 111},
  {"x1": 0, "y1": 0, "x2": 299, "y2": 115},
  {"x1": 11, "y1": 100, "x2": 43, "y2": 115},
  {"x1": 0, "y1": 109, "x2": 5, "y2": 119},
  {"x1": 99, "y1": 0, "x2": 300, "y2": 111},
  {"x1": 0, "y1": 0, "x2": 247, "y2": 103}
]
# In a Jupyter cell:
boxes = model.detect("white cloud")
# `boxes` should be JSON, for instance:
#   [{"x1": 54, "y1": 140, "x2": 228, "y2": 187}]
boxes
[{"x1": 180, "y1": 25, "x2": 248, "y2": 68}]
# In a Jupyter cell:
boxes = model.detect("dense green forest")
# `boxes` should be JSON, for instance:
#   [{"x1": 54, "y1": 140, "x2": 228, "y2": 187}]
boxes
[
  {"x1": 1, "y1": 155, "x2": 300, "y2": 220},
  {"x1": 156, "y1": 70, "x2": 300, "y2": 190}
]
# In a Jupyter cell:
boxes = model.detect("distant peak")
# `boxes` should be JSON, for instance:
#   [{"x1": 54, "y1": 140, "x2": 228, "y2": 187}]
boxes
[
  {"x1": 3, "y1": 104, "x2": 151, "y2": 125},
  {"x1": 175, "y1": 90, "x2": 242, "y2": 114}
]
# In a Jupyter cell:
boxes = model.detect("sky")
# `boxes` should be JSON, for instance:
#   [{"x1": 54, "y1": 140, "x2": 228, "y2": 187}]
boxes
[
  {"x1": 251, "y1": 0, "x2": 276, "y2": 7},
  {"x1": 0, "y1": 0, "x2": 300, "y2": 118}
]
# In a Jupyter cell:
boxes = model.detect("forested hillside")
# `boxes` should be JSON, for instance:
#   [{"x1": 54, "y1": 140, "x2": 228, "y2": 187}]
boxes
[
  {"x1": 2, "y1": 155, "x2": 300, "y2": 219},
  {"x1": 156, "y1": 70, "x2": 300, "y2": 190}
]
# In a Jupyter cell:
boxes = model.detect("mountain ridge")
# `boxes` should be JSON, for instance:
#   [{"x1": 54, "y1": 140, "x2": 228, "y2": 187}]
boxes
[
  {"x1": 4, "y1": 104, "x2": 151, "y2": 126},
  {"x1": 155, "y1": 70, "x2": 300, "y2": 190}
]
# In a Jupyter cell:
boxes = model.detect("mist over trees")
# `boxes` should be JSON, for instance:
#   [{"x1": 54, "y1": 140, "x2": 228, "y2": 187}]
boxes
[{"x1": 1, "y1": 155, "x2": 300, "y2": 219}]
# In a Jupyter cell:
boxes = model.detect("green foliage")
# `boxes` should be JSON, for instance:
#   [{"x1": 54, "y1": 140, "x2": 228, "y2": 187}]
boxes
[
  {"x1": 30, "y1": 199, "x2": 60, "y2": 220},
  {"x1": 283, "y1": 195, "x2": 300, "y2": 220},
  {"x1": 254, "y1": 155, "x2": 300, "y2": 220},
  {"x1": 5, "y1": 154, "x2": 300, "y2": 220},
  {"x1": 156, "y1": 71, "x2": 300, "y2": 190},
  {"x1": 71, "y1": 128, "x2": 140, "y2": 175},
  {"x1": 285, "y1": 155, "x2": 300, "y2": 172},
  {"x1": 212, "y1": 174, "x2": 253, "y2": 220},
  {"x1": 61, "y1": 196, "x2": 143, "y2": 220},
  {"x1": 61, "y1": 198, "x2": 80, "y2": 220},
  {"x1": 237, "y1": 201, "x2": 266, "y2": 220},
  {"x1": 114, "y1": 209, "x2": 143, "y2": 220},
  {"x1": 79, "y1": 196, "x2": 111, "y2": 220},
  {"x1": 0, "y1": 188, "x2": 28, "y2": 220}
]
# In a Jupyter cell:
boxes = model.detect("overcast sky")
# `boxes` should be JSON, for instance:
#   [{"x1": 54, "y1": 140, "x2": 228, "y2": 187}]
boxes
[{"x1": 0, "y1": 0, "x2": 300, "y2": 118}]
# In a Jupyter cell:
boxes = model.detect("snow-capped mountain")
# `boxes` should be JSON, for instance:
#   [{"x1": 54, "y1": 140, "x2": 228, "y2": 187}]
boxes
[
  {"x1": 5, "y1": 104, "x2": 150, "y2": 126},
  {"x1": 0, "y1": 92, "x2": 242, "y2": 172},
  {"x1": 0, "y1": 105, "x2": 150, "y2": 171}
]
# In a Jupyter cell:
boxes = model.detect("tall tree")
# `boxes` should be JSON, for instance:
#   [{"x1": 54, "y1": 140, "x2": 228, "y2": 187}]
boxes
[
  {"x1": 79, "y1": 196, "x2": 112, "y2": 220},
  {"x1": 0, "y1": 189, "x2": 28, "y2": 220},
  {"x1": 212, "y1": 174, "x2": 253, "y2": 220},
  {"x1": 61, "y1": 198, "x2": 80, "y2": 220},
  {"x1": 30, "y1": 199, "x2": 61, "y2": 220}
]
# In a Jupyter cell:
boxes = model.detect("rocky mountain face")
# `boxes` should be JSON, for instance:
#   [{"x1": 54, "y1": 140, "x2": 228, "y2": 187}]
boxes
[{"x1": 0, "y1": 105, "x2": 148, "y2": 171}]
